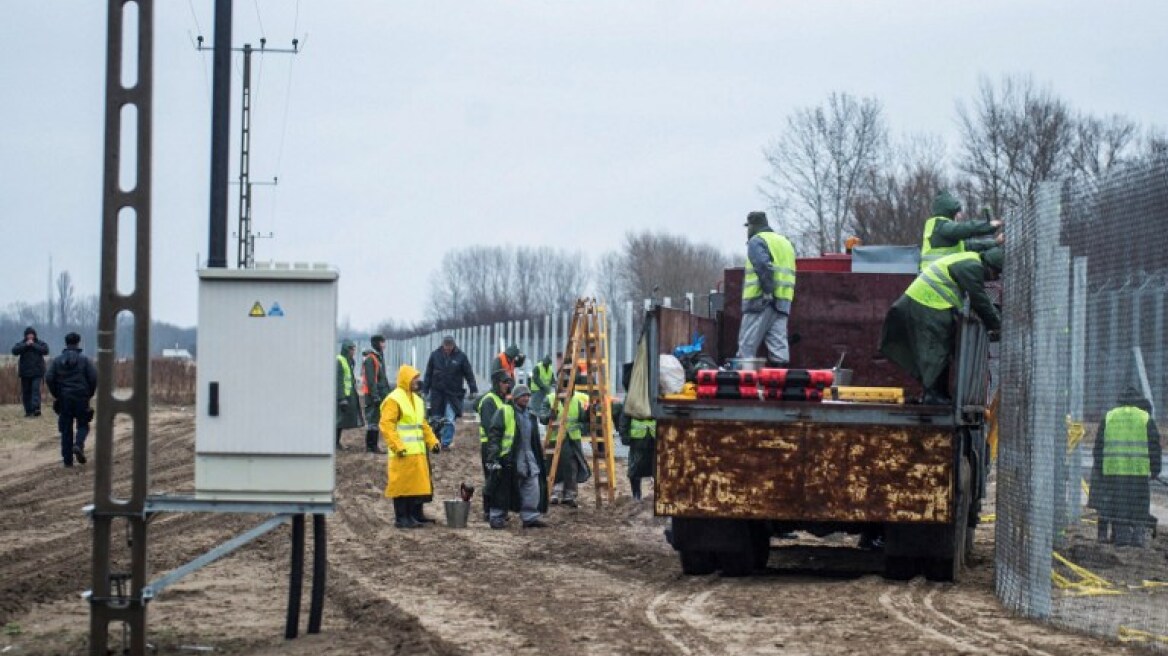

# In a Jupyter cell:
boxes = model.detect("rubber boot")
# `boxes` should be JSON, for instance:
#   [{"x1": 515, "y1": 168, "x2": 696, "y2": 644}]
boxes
[{"x1": 365, "y1": 430, "x2": 384, "y2": 453}]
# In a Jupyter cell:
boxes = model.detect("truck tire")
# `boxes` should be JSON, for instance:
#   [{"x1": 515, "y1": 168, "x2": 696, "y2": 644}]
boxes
[
  {"x1": 750, "y1": 523, "x2": 772, "y2": 570},
  {"x1": 679, "y1": 549, "x2": 717, "y2": 576},
  {"x1": 922, "y1": 455, "x2": 971, "y2": 582},
  {"x1": 718, "y1": 549, "x2": 754, "y2": 578},
  {"x1": 883, "y1": 555, "x2": 918, "y2": 581}
]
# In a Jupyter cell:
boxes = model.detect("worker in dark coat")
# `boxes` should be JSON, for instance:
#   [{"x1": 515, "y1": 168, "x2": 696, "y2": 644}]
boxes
[
  {"x1": 617, "y1": 401, "x2": 656, "y2": 501},
  {"x1": 45, "y1": 332, "x2": 98, "y2": 467},
  {"x1": 11, "y1": 326, "x2": 49, "y2": 417},
  {"x1": 484, "y1": 384, "x2": 549, "y2": 529},
  {"x1": 541, "y1": 387, "x2": 592, "y2": 507},
  {"x1": 335, "y1": 339, "x2": 364, "y2": 450},
  {"x1": 361, "y1": 335, "x2": 390, "y2": 454},
  {"x1": 423, "y1": 335, "x2": 478, "y2": 450},
  {"x1": 1088, "y1": 386, "x2": 1162, "y2": 547},
  {"x1": 475, "y1": 369, "x2": 513, "y2": 520},
  {"x1": 879, "y1": 247, "x2": 1004, "y2": 405},
  {"x1": 919, "y1": 191, "x2": 1002, "y2": 271}
]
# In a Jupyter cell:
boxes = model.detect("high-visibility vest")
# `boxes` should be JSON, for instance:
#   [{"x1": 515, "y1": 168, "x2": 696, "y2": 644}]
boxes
[
  {"x1": 905, "y1": 252, "x2": 979, "y2": 311},
  {"x1": 920, "y1": 216, "x2": 967, "y2": 271},
  {"x1": 743, "y1": 232, "x2": 796, "y2": 303},
  {"x1": 549, "y1": 392, "x2": 589, "y2": 444},
  {"x1": 360, "y1": 353, "x2": 381, "y2": 395},
  {"x1": 630, "y1": 418, "x2": 656, "y2": 440},
  {"x1": 1102, "y1": 406, "x2": 1151, "y2": 476},
  {"x1": 496, "y1": 352, "x2": 515, "y2": 377},
  {"x1": 496, "y1": 404, "x2": 517, "y2": 457},
  {"x1": 531, "y1": 362, "x2": 554, "y2": 392},
  {"x1": 386, "y1": 387, "x2": 427, "y2": 458},
  {"x1": 337, "y1": 355, "x2": 353, "y2": 397},
  {"x1": 477, "y1": 392, "x2": 503, "y2": 443}
]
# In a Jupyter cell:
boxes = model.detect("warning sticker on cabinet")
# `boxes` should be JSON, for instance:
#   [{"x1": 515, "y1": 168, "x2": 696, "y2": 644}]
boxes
[{"x1": 249, "y1": 301, "x2": 266, "y2": 318}]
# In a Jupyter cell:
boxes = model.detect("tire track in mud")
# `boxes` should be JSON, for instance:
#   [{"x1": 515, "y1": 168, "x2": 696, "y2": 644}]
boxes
[{"x1": 878, "y1": 578, "x2": 1058, "y2": 656}]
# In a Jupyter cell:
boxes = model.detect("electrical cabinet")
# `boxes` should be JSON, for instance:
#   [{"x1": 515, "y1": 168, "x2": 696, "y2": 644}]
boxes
[{"x1": 194, "y1": 266, "x2": 338, "y2": 502}]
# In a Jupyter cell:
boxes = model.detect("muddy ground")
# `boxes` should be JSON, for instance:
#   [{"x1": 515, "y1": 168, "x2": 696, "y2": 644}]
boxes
[{"x1": 0, "y1": 404, "x2": 1151, "y2": 655}]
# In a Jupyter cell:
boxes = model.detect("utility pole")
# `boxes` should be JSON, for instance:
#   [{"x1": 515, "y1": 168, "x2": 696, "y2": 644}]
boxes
[{"x1": 199, "y1": 33, "x2": 298, "y2": 269}]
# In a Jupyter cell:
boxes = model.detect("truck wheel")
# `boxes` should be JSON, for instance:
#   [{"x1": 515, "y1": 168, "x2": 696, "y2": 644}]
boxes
[
  {"x1": 679, "y1": 549, "x2": 717, "y2": 576},
  {"x1": 883, "y1": 555, "x2": 918, "y2": 581},
  {"x1": 923, "y1": 456, "x2": 971, "y2": 582},
  {"x1": 750, "y1": 523, "x2": 771, "y2": 570},
  {"x1": 718, "y1": 549, "x2": 754, "y2": 578}
]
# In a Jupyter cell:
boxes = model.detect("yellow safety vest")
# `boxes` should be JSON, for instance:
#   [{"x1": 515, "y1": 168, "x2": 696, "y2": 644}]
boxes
[
  {"x1": 496, "y1": 404, "x2": 517, "y2": 457},
  {"x1": 477, "y1": 392, "x2": 503, "y2": 443},
  {"x1": 744, "y1": 232, "x2": 796, "y2": 303},
  {"x1": 387, "y1": 387, "x2": 426, "y2": 458},
  {"x1": 920, "y1": 216, "x2": 967, "y2": 271},
  {"x1": 548, "y1": 392, "x2": 588, "y2": 444},
  {"x1": 337, "y1": 355, "x2": 353, "y2": 397},
  {"x1": 1102, "y1": 406, "x2": 1151, "y2": 476},
  {"x1": 630, "y1": 418, "x2": 656, "y2": 440},
  {"x1": 905, "y1": 252, "x2": 979, "y2": 311},
  {"x1": 531, "y1": 362, "x2": 555, "y2": 393}
]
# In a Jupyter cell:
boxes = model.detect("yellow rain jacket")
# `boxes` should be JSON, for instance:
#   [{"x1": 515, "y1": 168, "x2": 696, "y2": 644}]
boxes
[{"x1": 379, "y1": 365, "x2": 440, "y2": 498}]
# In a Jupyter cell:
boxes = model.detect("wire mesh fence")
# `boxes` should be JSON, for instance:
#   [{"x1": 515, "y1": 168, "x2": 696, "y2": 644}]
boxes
[{"x1": 996, "y1": 157, "x2": 1168, "y2": 649}]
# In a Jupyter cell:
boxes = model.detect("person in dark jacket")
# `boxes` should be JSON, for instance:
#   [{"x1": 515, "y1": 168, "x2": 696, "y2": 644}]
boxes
[
  {"x1": 361, "y1": 335, "x2": 390, "y2": 454},
  {"x1": 422, "y1": 335, "x2": 478, "y2": 450},
  {"x1": 475, "y1": 369, "x2": 513, "y2": 521},
  {"x1": 879, "y1": 247, "x2": 1003, "y2": 405},
  {"x1": 11, "y1": 326, "x2": 49, "y2": 417},
  {"x1": 45, "y1": 332, "x2": 98, "y2": 467},
  {"x1": 618, "y1": 405, "x2": 656, "y2": 501},
  {"x1": 1089, "y1": 386, "x2": 1162, "y2": 547},
  {"x1": 919, "y1": 191, "x2": 1002, "y2": 271},
  {"x1": 484, "y1": 384, "x2": 549, "y2": 529},
  {"x1": 336, "y1": 340, "x2": 364, "y2": 450}
]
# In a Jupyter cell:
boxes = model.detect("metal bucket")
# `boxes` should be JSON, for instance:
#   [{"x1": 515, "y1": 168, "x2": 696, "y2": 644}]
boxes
[
  {"x1": 729, "y1": 357, "x2": 766, "y2": 371},
  {"x1": 444, "y1": 499, "x2": 470, "y2": 528}
]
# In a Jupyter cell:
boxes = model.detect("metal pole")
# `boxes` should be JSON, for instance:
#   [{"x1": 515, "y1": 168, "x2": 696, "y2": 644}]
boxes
[
  {"x1": 285, "y1": 515, "x2": 305, "y2": 639},
  {"x1": 1068, "y1": 257, "x2": 1087, "y2": 524},
  {"x1": 307, "y1": 514, "x2": 327, "y2": 634},
  {"x1": 625, "y1": 300, "x2": 634, "y2": 370},
  {"x1": 207, "y1": 0, "x2": 232, "y2": 268},
  {"x1": 236, "y1": 43, "x2": 252, "y2": 268}
]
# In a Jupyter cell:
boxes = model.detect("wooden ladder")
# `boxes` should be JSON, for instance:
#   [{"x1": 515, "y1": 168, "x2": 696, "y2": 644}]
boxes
[{"x1": 545, "y1": 298, "x2": 617, "y2": 508}]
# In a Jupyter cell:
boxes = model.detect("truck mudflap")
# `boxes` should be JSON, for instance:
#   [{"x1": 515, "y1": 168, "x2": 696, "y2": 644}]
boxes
[{"x1": 654, "y1": 419, "x2": 954, "y2": 523}]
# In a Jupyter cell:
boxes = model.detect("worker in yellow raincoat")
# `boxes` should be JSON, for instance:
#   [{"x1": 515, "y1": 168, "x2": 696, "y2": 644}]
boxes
[{"x1": 380, "y1": 364, "x2": 441, "y2": 529}]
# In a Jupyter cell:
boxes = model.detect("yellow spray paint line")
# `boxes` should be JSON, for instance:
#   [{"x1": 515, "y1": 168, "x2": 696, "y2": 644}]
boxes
[
  {"x1": 1118, "y1": 626, "x2": 1168, "y2": 645},
  {"x1": 1052, "y1": 552, "x2": 1121, "y2": 597},
  {"x1": 979, "y1": 513, "x2": 995, "y2": 523},
  {"x1": 1065, "y1": 418, "x2": 1085, "y2": 454}
]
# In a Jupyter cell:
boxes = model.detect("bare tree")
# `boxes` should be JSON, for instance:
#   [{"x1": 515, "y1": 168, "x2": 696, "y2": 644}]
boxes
[
  {"x1": 852, "y1": 134, "x2": 948, "y2": 245},
  {"x1": 609, "y1": 231, "x2": 731, "y2": 306},
  {"x1": 761, "y1": 92, "x2": 888, "y2": 254},
  {"x1": 1069, "y1": 114, "x2": 1139, "y2": 183},
  {"x1": 55, "y1": 271, "x2": 75, "y2": 327},
  {"x1": 593, "y1": 251, "x2": 625, "y2": 306},
  {"x1": 956, "y1": 75, "x2": 1073, "y2": 215}
]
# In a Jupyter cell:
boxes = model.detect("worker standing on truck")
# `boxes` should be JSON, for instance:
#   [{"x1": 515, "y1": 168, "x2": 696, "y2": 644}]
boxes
[
  {"x1": 737, "y1": 210, "x2": 797, "y2": 366},
  {"x1": 919, "y1": 191, "x2": 1002, "y2": 271},
  {"x1": 879, "y1": 247, "x2": 1004, "y2": 405},
  {"x1": 1089, "y1": 386, "x2": 1162, "y2": 547}
]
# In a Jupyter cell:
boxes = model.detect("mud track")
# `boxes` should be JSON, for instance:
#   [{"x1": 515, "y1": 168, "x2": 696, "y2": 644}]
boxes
[{"x1": 0, "y1": 406, "x2": 1139, "y2": 654}]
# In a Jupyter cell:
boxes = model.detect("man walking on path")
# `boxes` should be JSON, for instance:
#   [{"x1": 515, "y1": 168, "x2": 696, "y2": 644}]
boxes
[
  {"x1": 45, "y1": 332, "x2": 97, "y2": 468},
  {"x1": 485, "y1": 384, "x2": 549, "y2": 529},
  {"x1": 380, "y1": 365, "x2": 442, "y2": 529},
  {"x1": 736, "y1": 211, "x2": 796, "y2": 367},
  {"x1": 361, "y1": 335, "x2": 390, "y2": 454},
  {"x1": 11, "y1": 326, "x2": 49, "y2": 417},
  {"x1": 423, "y1": 335, "x2": 478, "y2": 450},
  {"x1": 336, "y1": 340, "x2": 364, "y2": 450}
]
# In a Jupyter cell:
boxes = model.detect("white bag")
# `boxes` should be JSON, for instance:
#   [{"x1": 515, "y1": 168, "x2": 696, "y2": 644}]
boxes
[{"x1": 658, "y1": 354, "x2": 685, "y2": 395}]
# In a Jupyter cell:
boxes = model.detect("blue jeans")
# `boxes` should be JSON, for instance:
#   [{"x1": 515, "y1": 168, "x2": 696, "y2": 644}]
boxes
[
  {"x1": 21, "y1": 376, "x2": 42, "y2": 415},
  {"x1": 59, "y1": 398, "x2": 91, "y2": 465},
  {"x1": 441, "y1": 402, "x2": 457, "y2": 448}
]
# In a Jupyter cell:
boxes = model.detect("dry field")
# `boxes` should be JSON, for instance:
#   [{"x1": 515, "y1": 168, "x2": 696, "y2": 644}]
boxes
[{"x1": 0, "y1": 404, "x2": 1143, "y2": 655}]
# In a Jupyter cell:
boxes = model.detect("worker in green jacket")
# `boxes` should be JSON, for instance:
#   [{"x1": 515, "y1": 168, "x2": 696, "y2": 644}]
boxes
[
  {"x1": 476, "y1": 369, "x2": 513, "y2": 521},
  {"x1": 335, "y1": 339, "x2": 365, "y2": 450},
  {"x1": 529, "y1": 354, "x2": 556, "y2": 430},
  {"x1": 1088, "y1": 386, "x2": 1162, "y2": 547},
  {"x1": 618, "y1": 404, "x2": 656, "y2": 501},
  {"x1": 919, "y1": 190, "x2": 1002, "y2": 271},
  {"x1": 879, "y1": 247, "x2": 1004, "y2": 405},
  {"x1": 542, "y1": 388, "x2": 592, "y2": 507}
]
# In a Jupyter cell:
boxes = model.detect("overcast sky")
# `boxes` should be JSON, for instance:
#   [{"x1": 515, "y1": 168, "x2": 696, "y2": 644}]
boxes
[{"x1": 3, "y1": 1, "x2": 1166, "y2": 330}]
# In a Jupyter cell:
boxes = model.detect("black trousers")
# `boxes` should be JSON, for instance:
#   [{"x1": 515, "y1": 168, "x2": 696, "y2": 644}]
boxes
[{"x1": 21, "y1": 376, "x2": 42, "y2": 415}]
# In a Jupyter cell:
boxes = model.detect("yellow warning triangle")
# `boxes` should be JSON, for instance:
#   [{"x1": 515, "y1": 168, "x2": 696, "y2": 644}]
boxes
[{"x1": 249, "y1": 301, "x2": 266, "y2": 317}]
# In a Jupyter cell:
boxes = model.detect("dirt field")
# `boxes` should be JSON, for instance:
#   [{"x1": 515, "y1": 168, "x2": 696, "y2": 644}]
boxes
[{"x1": 0, "y1": 404, "x2": 1144, "y2": 655}]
